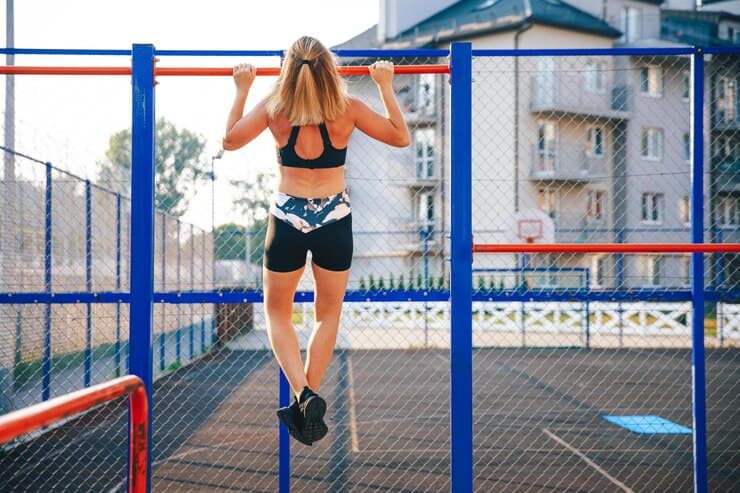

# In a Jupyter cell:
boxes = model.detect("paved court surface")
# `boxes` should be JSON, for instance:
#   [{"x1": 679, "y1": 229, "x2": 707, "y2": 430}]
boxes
[{"x1": 1, "y1": 347, "x2": 738, "y2": 492}]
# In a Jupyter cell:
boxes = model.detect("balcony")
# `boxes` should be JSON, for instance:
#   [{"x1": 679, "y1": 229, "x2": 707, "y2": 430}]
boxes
[
  {"x1": 530, "y1": 75, "x2": 631, "y2": 120},
  {"x1": 715, "y1": 159, "x2": 740, "y2": 193},
  {"x1": 529, "y1": 145, "x2": 609, "y2": 184},
  {"x1": 403, "y1": 223, "x2": 444, "y2": 255}
]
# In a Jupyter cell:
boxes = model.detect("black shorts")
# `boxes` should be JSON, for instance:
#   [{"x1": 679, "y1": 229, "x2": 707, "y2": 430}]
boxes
[{"x1": 264, "y1": 213, "x2": 353, "y2": 272}]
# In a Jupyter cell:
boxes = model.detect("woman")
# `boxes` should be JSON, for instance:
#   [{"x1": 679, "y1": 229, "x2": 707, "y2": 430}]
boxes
[{"x1": 223, "y1": 36, "x2": 410, "y2": 446}]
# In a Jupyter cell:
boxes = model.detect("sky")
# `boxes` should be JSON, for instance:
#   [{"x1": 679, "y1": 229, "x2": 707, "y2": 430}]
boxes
[{"x1": 0, "y1": 0, "x2": 379, "y2": 230}]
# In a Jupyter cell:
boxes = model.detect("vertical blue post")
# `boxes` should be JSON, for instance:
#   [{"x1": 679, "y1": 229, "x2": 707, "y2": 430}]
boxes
[
  {"x1": 690, "y1": 48, "x2": 707, "y2": 493},
  {"x1": 175, "y1": 219, "x2": 181, "y2": 367},
  {"x1": 84, "y1": 180, "x2": 92, "y2": 387},
  {"x1": 450, "y1": 41, "x2": 473, "y2": 493},
  {"x1": 115, "y1": 193, "x2": 121, "y2": 377},
  {"x1": 42, "y1": 162, "x2": 52, "y2": 401},
  {"x1": 129, "y1": 43, "x2": 155, "y2": 493},
  {"x1": 279, "y1": 370, "x2": 291, "y2": 493},
  {"x1": 189, "y1": 224, "x2": 195, "y2": 361},
  {"x1": 160, "y1": 213, "x2": 166, "y2": 373}
]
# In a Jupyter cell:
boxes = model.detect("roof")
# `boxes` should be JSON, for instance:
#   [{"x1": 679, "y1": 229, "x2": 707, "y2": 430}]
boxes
[
  {"x1": 333, "y1": 0, "x2": 621, "y2": 50},
  {"x1": 661, "y1": 8, "x2": 740, "y2": 46}
]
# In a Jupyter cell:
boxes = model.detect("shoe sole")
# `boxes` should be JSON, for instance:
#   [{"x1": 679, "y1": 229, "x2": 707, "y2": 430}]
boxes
[
  {"x1": 301, "y1": 395, "x2": 328, "y2": 442},
  {"x1": 277, "y1": 408, "x2": 312, "y2": 446}
]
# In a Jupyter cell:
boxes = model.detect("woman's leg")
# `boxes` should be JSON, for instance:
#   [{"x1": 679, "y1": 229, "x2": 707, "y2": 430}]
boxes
[
  {"x1": 263, "y1": 265, "x2": 310, "y2": 398},
  {"x1": 304, "y1": 262, "x2": 350, "y2": 391}
]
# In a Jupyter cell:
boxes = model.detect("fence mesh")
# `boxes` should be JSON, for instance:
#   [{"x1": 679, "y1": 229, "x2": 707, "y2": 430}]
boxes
[{"x1": 0, "y1": 49, "x2": 738, "y2": 492}]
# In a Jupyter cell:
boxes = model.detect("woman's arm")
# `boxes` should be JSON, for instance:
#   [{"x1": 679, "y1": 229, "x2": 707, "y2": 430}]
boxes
[
  {"x1": 222, "y1": 63, "x2": 269, "y2": 151},
  {"x1": 352, "y1": 61, "x2": 410, "y2": 148}
]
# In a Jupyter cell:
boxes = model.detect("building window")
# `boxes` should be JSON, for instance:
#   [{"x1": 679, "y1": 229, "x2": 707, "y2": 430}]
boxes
[
  {"x1": 536, "y1": 121, "x2": 558, "y2": 173},
  {"x1": 679, "y1": 196, "x2": 691, "y2": 226},
  {"x1": 682, "y1": 71, "x2": 690, "y2": 100},
  {"x1": 641, "y1": 193, "x2": 664, "y2": 224},
  {"x1": 717, "y1": 195, "x2": 740, "y2": 227},
  {"x1": 589, "y1": 127, "x2": 604, "y2": 156},
  {"x1": 680, "y1": 255, "x2": 691, "y2": 287},
  {"x1": 640, "y1": 66, "x2": 663, "y2": 97},
  {"x1": 585, "y1": 61, "x2": 606, "y2": 93},
  {"x1": 620, "y1": 6, "x2": 641, "y2": 43},
  {"x1": 417, "y1": 192, "x2": 435, "y2": 233},
  {"x1": 417, "y1": 73, "x2": 435, "y2": 115},
  {"x1": 538, "y1": 188, "x2": 559, "y2": 219},
  {"x1": 717, "y1": 76, "x2": 737, "y2": 123},
  {"x1": 636, "y1": 255, "x2": 662, "y2": 287},
  {"x1": 713, "y1": 135, "x2": 736, "y2": 159},
  {"x1": 591, "y1": 256, "x2": 606, "y2": 288},
  {"x1": 641, "y1": 128, "x2": 663, "y2": 160},
  {"x1": 587, "y1": 190, "x2": 605, "y2": 222},
  {"x1": 414, "y1": 128, "x2": 435, "y2": 179},
  {"x1": 683, "y1": 133, "x2": 691, "y2": 162}
]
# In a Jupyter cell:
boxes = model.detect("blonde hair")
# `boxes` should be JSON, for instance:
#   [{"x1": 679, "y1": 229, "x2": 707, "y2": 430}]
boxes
[{"x1": 266, "y1": 36, "x2": 348, "y2": 126}]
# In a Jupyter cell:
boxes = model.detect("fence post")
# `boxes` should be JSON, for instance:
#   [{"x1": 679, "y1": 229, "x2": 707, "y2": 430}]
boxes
[
  {"x1": 690, "y1": 47, "x2": 707, "y2": 493},
  {"x1": 85, "y1": 180, "x2": 92, "y2": 388},
  {"x1": 114, "y1": 193, "x2": 122, "y2": 377},
  {"x1": 129, "y1": 43, "x2": 156, "y2": 493},
  {"x1": 42, "y1": 162, "x2": 52, "y2": 402},
  {"x1": 450, "y1": 41, "x2": 473, "y2": 493}
]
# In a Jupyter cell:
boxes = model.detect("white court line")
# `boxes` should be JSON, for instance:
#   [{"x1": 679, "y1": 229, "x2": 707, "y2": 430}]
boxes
[
  {"x1": 543, "y1": 428, "x2": 635, "y2": 493},
  {"x1": 347, "y1": 353, "x2": 360, "y2": 453}
]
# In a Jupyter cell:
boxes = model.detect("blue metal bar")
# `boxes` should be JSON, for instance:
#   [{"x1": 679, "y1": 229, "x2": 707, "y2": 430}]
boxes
[
  {"x1": 0, "y1": 144, "x2": 46, "y2": 164},
  {"x1": 0, "y1": 48, "x2": 131, "y2": 55},
  {"x1": 473, "y1": 47, "x2": 695, "y2": 57},
  {"x1": 703, "y1": 46, "x2": 740, "y2": 55},
  {"x1": 115, "y1": 193, "x2": 122, "y2": 377},
  {"x1": 449, "y1": 41, "x2": 473, "y2": 493},
  {"x1": 334, "y1": 49, "x2": 449, "y2": 57},
  {"x1": 279, "y1": 370, "x2": 291, "y2": 493},
  {"x1": 42, "y1": 162, "x2": 52, "y2": 402},
  {"x1": 129, "y1": 43, "x2": 156, "y2": 493},
  {"x1": 690, "y1": 48, "x2": 707, "y2": 493},
  {"x1": 3, "y1": 288, "x2": 740, "y2": 305},
  {"x1": 84, "y1": 181, "x2": 92, "y2": 387}
]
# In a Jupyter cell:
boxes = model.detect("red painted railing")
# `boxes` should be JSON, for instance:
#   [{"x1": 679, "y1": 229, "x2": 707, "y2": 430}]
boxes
[
  {"x1": 473, "y1": 243, "x2": 740, "y2": 254},
  {"x1": 0, "y1": 64, "x2": 450, "y2": 76},
  {"x1": 0, "y1": 375, "x2": 148, "y2": 493}
]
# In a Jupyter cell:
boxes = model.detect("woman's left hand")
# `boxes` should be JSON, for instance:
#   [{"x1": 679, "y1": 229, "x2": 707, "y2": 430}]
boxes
[{"x1": 233, "y1": 63, "x2": 257, "y2": 93}]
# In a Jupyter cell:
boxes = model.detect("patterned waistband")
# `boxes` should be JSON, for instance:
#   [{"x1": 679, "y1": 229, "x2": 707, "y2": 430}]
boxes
[{"x1": 271, "y1": 190, "x2": 351, "y2": 233}]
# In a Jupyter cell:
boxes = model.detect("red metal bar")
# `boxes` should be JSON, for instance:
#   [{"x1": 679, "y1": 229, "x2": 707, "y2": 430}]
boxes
[
  {"x1": 0, "y1": 64, "x2": 449, "y2": 76},
  {"x1": 0, "y1": 375, "x2": 148, "y2": 493},
  {"x1": 473, "y1": 243, "x2": 740, "y2": 254}
]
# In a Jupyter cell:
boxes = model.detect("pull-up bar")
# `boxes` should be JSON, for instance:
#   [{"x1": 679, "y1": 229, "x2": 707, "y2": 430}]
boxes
[
  {"x1": 0, "y1": 64, "x2": 450, "y2": 76},
  {"x1": 474, "y1": 243, "x2": 740, "y2": 254}
]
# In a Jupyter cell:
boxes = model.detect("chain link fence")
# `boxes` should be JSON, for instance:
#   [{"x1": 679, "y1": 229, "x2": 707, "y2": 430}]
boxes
[{"x1": 1, "y1": 48, "x2": 738, "y2": 492}]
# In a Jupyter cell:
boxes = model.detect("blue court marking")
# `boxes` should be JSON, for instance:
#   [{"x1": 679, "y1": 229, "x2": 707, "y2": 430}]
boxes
[{"x1": 603, "y1": 415, "x2": 692, "y2": 434}]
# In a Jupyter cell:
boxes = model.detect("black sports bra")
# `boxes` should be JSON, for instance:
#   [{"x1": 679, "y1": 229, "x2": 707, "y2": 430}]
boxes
[{"x1": 277, "y1": 123, "x2": 347, "y2": 169}]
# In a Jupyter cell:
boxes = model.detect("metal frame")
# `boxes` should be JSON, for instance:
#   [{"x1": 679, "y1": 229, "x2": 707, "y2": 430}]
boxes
[{"x1": 0, "y1": 43, "x2": 739, "y2": 493}]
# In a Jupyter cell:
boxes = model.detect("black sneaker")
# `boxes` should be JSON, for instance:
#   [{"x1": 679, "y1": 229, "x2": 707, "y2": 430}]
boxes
[
  {"x1": 277, "y1": 398, "x2": 313, "y2": 446},
  {"x1": 298, "y1": 387, "x2": 328, "y2": 443}
]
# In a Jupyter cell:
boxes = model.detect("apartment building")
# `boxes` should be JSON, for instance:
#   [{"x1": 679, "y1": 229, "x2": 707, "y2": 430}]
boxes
[{"x1": 336, "y1": 0, "x2": 738, "y2": 290}]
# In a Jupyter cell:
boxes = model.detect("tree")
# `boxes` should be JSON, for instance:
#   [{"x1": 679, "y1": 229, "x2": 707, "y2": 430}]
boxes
[
  {"x1": 231, "y1": 172, "x2": 275, "y2": 264},
  {"x1": 214, "y1": 223, "x2": 246, "y2": 260},
  {"x1": 97, "y1": 118, "x2": 209, "y2": 216}
]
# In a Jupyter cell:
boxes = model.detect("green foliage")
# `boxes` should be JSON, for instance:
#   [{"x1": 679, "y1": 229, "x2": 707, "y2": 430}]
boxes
[
  {"x1": 437, "y1": 275, "x2": 445, "y2": 290},
  {"x1": 397, "y1": 274, "x2": 405, "y2": 290},
  {"x1": 97, "y1": 118, "x2": 208, "y2": 216},
  {"x1": 416, "y1": 272, "x2": 423, "y2": 289},
  {"x1": 231, "y1": 173, "x2": 275, "y2": 224},
  {"x1": 499, "y1": 279, "x2": 505, "y2": 290},
  {"x1": 368, "y1": 274, "x2": 376, "y2": 290},
  {"x1": 359, "y1": 276, "x2": 367, "y2": 290},
  {"x1": 214, "y1": 223, "x2": 246, "y2": 260},
  {"x1": 389, "y1": 273, "x2": 395, "y2": 290},
  {"x1": 378, "y1": 277, "x2": 386, "y2": 290},
  {"x1": 477, "y1": 276, "x2": 486, "y2": 291}
]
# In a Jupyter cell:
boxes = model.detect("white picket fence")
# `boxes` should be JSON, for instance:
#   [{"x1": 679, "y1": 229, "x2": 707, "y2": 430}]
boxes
[{"x1": 244, "y1": 301, "x2": 740, "y2": 348}]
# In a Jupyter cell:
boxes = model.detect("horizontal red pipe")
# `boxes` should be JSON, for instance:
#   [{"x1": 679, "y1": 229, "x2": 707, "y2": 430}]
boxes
[
  {"x1": 0, "y1": 64, "x2": 449, "y2": 76},
  {"x1": 0, "y1": 375, "x2": 148, "y2": 493},
  {"x1": 474, "y1": 243, "x2": 740, "y2": 254}
]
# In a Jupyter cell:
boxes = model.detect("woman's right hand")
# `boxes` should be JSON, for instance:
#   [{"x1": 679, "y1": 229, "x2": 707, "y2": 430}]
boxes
[
  {"x1": 233, "y1": 63, "x2": 256, "y2": 93},
  {"x1": 369, "y1": 60, "x2": 394, "y2": 87}
]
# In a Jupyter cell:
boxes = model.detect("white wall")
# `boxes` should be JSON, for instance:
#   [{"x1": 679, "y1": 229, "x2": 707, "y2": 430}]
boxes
[{"x1": 378, "y1": 0, "x2": 459, "y2": 41}]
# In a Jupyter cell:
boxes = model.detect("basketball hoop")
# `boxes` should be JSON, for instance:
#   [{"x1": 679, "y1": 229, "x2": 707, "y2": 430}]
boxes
[{"x1": 517, "y1": 219, "x2": 543, "y2": 244}]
